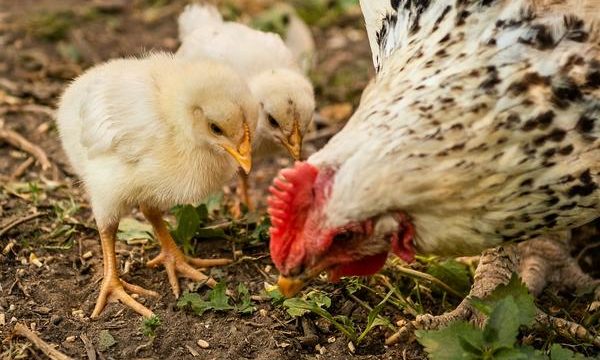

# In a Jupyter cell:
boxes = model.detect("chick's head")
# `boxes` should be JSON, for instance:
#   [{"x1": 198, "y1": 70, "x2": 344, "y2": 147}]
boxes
[
  {"x1": 250, "y1": 68, "x2": 315, "y2": 160},
  {"x1": 158, "y1": 60, "x2": 259, "y2": 173}
]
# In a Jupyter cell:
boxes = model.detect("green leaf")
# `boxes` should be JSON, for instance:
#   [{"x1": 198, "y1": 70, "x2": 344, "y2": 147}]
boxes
[
  {"x1": 427, "y1": 259, "x2": 471, "y2": 295},
  {"x1": 140, "y1": 315, "x2": 161, "y2": 337},
  {"x1": 177, "y1": 292, "x2": 211, "y2": 315},
  {"x1": 97, "y1": 329, "x2": 117, "y2": 352},
  {"x1": 208, "y1": 281, "x2": 234, "y2": 311},
  {"x1": 283, "y1": 297, "x2": 312, "y2": 317},
  {"x1": 357, "y1": 290, "x2": 393, "y2": 344},
  {"x1": 306, "y1": 291, "x2": 331, "y2": 309},
  {"x1": 416, "y1": 321, "x2": 484, "y2": 360},
  {"x1": 171, "y1": 205, "x2": 201, "y2": 254},
  {"x1": 177, "y1": 282, "x2": 233, "y2": 315},
  {"x1": 204, "y1": 193, "x2": 224, "y2": 215},
  {"x1": 117, "y1": 217, "x2": 153, "y2": 244},
  {"x1": 484, "y1": 296, "x2": 521, "y2": 349},
  {"x1": 235, "y1": 283, "x2": 256, "y2": 314},
  {"x1": 475, "y1": 274, "x2": 536, "y2": 327},
  {"x1": 549, "y1": 344, "x2": 590, "y2": 360}
]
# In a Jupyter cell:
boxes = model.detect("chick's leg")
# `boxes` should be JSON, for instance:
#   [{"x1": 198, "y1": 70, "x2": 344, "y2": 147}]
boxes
[
  {"x1": 238, "y1": 170, "x2": 254, "y2": 211},
  {"x1": 92, "y1": 222, "x2": 158, "y2": 318},
  {"x1": 142, "y1": 205, "x2": 231, "y2": 297}
]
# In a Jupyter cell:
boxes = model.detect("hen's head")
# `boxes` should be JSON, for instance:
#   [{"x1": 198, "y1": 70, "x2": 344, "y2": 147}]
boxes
[{"x1": 268, "y1": 161, "x2": 415, "y2": 297}]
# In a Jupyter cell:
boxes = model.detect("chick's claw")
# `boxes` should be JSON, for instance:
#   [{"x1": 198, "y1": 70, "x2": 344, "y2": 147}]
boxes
[
  {"x1": 92, "y1": 277, "x2": 157, "y2": 319},
  {"x1": 146, "y1": 246, "x2": 230, "y2": 297}
]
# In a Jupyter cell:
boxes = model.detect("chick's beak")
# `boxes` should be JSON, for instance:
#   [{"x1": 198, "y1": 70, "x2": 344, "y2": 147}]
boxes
[
  {"x1": 281, "y1": 120, "x2": 302, "y2": 160},
  {"x1": 221, "y1": 122, "x2": 252, "y2": 174},
  {"x1": 277, "y1": 276, "x2": 305, "y2": 298}
]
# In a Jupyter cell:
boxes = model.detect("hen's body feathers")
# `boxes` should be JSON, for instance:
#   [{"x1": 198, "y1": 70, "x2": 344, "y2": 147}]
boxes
[{"x1": 311, "y1": 0, "x2": 599, "y2": 256}]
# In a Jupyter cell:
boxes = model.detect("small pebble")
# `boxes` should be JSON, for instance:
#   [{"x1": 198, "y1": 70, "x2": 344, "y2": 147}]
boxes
[
  {"x1": 10, "y1": 317, "x2": 17, "y2": 324},
  {"x1": 264, "y1": 265, "x2": 272, "y2": 273},
  {"x1": 327, "y1": 336, "x2": 336, "y2": 343},
  {"x1": 82, "y1": 251, "x2": 93, "y2": 260},
  {"x1": 197, "y1": 339, "x2": 210, "y2": 349},
  {"x1": 347, "y1": 341, "x2": 356, "y2": 354},
  {"x1": 72, "y1": 309, "x2": 84, "y2": 318},
  {"x1": 315, "y1": 344, "x2": 326, "y2": 355},
  {"x1": 259, "y1": 309, "x2": 268, "y2": 317},
  {"x1": 0, "y1": 313, "x2": 5, "y2": 326},
  {"x1": 8, "y1": 304, "x2": 15, "y2": 312},
  {"x1": 65, "y1": 335, "x2": 76, "y2": 342}
]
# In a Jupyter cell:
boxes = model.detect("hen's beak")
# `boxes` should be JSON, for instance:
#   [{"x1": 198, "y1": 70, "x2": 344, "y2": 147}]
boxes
[
  {"x1": 221, "y1": 122, "x2": 252, "y2": 174},
  {"x1": 277, "y1": 276, "x2": 305, "y2": 298},
  {"x1": 281, "y1": 120, "x2": 302, "y2": 161}
]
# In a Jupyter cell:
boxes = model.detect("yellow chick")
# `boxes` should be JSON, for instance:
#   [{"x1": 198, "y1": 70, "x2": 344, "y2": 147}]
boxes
[{"x1": 56, "y1": 52, "x2": 258, "y2": 318}]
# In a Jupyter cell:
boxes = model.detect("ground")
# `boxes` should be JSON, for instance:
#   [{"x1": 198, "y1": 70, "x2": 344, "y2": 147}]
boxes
[{"x1": 0, "y1": 1, "x2": 598, "y2": 359}]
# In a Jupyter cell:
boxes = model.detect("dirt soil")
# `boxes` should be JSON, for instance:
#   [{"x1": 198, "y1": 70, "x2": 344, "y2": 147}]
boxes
[{"x1": 0, "y1": 1, "x2": 598, "y2": 360}]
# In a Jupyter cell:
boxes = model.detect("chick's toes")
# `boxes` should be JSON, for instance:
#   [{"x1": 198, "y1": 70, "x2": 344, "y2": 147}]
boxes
[{"x1": 142, "y1": 205, "x2": 232, "y2": 297}]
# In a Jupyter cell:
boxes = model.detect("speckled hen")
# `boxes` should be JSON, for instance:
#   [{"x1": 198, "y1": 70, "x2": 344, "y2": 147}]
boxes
[{"x1": 268, "y1": 0, "x2": 600, "y2": 336}]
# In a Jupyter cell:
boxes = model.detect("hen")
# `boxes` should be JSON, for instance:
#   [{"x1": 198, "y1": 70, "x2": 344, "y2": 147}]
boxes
[
  {"x1": 269, "y1": 0, "x2": 600, "y2": 337},
  {"x1": 177, "y1": 4, "x2": 315, "y2": 208},
  {"x1": 57, "y1": 52, "x2": 257, "y2": 317}
]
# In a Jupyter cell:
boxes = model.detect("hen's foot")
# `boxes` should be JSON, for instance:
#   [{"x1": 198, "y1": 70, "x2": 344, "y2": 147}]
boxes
[
  {"x1": 397, "y1": 240, "x2": 600, "y2": 346},
  {"x1": 518, "y1": 236, "x2": 600, "y2": 311},
  {"x1": 92, "y1": 276, "x2": 158, "y2": 319},
  {"x1": 141, "y1": 205, "x2": 231, "y2": 298}
]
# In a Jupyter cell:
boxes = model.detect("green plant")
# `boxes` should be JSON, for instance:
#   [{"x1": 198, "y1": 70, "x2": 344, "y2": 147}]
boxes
[
  {"x1": 416, "y1": 275, "x2": 594, "y2": 360},
  {"x1": 140, "y1": 315, "x2": 161, "y2": 338},
  {"x1": 178, "y1": 281, "x2": 257, "y2": 316}
]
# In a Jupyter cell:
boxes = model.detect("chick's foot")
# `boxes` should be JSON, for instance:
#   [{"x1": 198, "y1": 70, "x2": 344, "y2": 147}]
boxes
[
  {"x1": 92, "y1": 276, "x2": 158, "y2": 319},
  {"x1": 92, "y1": 222, "x2": 158, "y2": 319},
  {"x1": 146, "y1": 245, "x2": 231, "y2": 297},
  {"x1": 142, "y1": 205, "x2": 231, "y2": 298}
]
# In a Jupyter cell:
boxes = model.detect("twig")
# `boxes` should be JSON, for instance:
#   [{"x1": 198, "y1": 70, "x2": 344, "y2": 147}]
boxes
[
  {"x1": 12, "y1": 323, "x2": 74, "y2": 360},
  {"x1": 0, "y1": 127, "x2": 51, "y2": 170},
  {"x1": 0, "y1": 212, "x2": 45, "y2": 238},
  {"x1": 11, "y1": 156, "x2": 34, "y2": 180},
  {"x1": 79, "y1": 334, "x2": 96, "y2": 360},
  {"x1": 392, "y1": 264, "x2": 465, "y2": 298}
]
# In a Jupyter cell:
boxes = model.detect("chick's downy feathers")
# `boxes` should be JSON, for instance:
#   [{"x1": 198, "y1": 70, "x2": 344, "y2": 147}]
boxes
[
  {"x1": 270, "y1": 0, "x2": 599, "y2": 286},
  {"x1": 57, "y1": 52, "x2": 257, "y2": 225}
]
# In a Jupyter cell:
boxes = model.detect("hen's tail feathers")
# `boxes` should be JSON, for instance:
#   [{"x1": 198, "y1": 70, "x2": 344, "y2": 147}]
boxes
[{"x1": 178, "y1": 4, "x2": 223, "y2": 41}]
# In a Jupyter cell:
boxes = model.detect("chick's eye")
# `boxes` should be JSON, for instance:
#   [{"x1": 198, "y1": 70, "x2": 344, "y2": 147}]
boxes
[
  {"x1": 210, "y1": 123, "x2": 224, "y2": 136},
  {"x1": 268, "y1": 114, "x2": 280, "y2": 128}
]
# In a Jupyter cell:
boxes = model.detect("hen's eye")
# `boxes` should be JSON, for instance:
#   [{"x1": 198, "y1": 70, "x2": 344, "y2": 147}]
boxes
[
  {"x1": 268, "y1": 114, "x2": 280, "y2": 128},
  {"x1": 332, "y1": 232, "x2": 353, "y2": 243},
  {"x1": 210, "y1": 123, "x2": 224, "y2": 136}
]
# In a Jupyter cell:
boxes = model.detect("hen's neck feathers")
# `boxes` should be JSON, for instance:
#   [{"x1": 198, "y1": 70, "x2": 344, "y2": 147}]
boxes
[{"x1": 311, "y1": 0, "x2": 600, "y2": 255}]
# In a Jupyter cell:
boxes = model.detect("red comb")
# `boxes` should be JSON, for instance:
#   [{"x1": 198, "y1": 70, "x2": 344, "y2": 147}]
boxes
[{"x1": 268, "y1": 162, "x2": 319, "y2": 271}]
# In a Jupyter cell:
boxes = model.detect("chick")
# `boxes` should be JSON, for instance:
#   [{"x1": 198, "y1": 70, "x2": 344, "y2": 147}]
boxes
[
  {"x1": 56, "y1": 52, "x2": 258, "y2": 318},
  {"x1": 177, "y1": 4, "x2": 315, "y2": 208}
]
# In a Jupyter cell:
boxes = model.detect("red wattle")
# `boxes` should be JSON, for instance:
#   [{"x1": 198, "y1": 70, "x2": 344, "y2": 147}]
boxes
[{"x1": 328, "y1": 252, "x2": 389, "y2": 282}]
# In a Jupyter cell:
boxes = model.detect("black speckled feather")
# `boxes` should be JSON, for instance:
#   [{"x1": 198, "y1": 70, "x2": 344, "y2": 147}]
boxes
[{"x1": 311, "y1": 0, "x2": 599, "y2": 256}]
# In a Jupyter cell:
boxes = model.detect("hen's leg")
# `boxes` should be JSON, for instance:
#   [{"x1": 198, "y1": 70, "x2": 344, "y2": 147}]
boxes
[
  {"x1": 410, "y1": 238, "x2": 600, "y2": 346},
  {"x1": 518, "y1": 237, "x2": 600, "y2": 311},
  {"x1": 415, "y1": 246, "x2": 517, "y2": 329},
  {"x1": 91, "y1": 222, "x2": 158, "y2": 318},
  {"x1": 141, "y1": 205, "x2": 231, "y2": 298}
]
